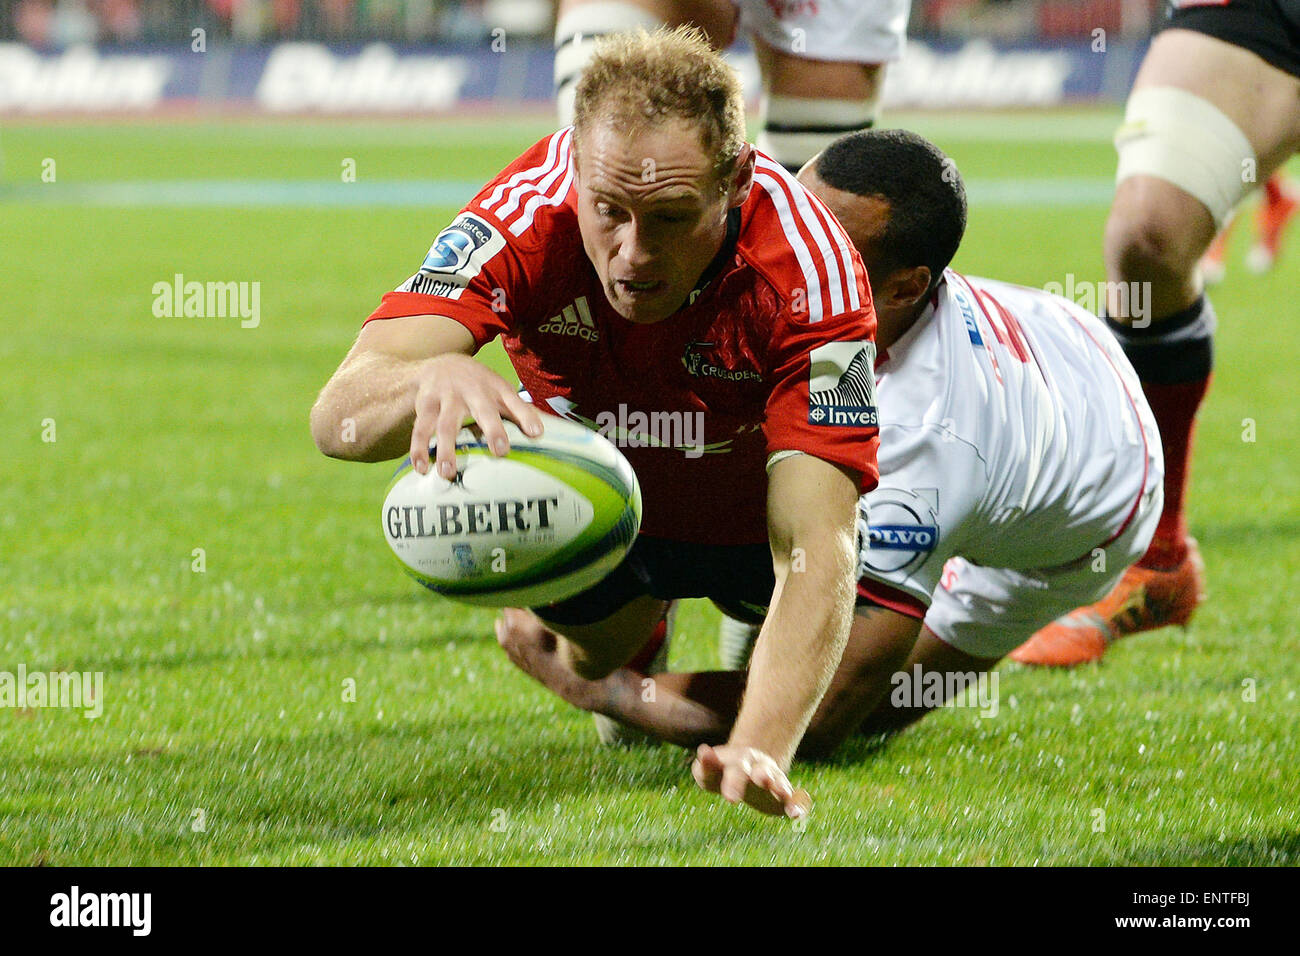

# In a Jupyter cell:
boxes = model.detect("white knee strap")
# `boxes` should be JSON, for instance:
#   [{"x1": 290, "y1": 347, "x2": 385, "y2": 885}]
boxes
[{"x1": 1115, "y1": 86, "x2": 1257, "y2": 228}]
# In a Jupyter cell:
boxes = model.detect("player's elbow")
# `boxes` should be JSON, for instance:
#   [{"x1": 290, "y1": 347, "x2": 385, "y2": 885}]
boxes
[
  {"x1": 310, "y1": 397, "x2": 343, "y2": 459},
  {"x1": 310, "y1": 388, "x2": 363, "y2": 460}
]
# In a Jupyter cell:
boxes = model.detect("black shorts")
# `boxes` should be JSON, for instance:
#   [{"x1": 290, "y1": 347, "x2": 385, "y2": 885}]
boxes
[
  {"x1": 1164, "y1": 0, "x2": 1300, "y2": 79},
  {"x1": 535, "y1": 536, "x2": 775, "y2": 627}
]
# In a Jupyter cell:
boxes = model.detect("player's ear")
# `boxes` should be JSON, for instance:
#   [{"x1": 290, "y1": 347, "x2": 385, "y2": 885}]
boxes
[
  {"x1": 883, "y1": 265, "x2": 931, "y2": 310},
  {"x1": 726, "y1": 144, "x2": 755, "y2": 208}
]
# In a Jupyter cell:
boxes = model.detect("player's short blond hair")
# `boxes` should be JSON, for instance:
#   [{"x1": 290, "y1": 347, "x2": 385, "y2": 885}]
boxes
[{"x1": 572, "y1": 26, "x2": 746, "y2": 186}]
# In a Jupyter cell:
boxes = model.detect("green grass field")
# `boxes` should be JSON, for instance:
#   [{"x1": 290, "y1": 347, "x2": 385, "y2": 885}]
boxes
[{"x1": 1, "y1": 111, "x2": 1296, "y2": 865}]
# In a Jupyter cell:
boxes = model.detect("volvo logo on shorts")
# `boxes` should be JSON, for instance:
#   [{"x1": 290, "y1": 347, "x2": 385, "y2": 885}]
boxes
[{"x1": 859, "y1": 488, "x2": 940, "y2": 576}]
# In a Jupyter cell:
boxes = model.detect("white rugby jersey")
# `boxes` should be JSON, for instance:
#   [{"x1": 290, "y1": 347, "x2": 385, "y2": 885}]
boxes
[{"x1": 857, "y1": 270, "x2": 1161, "y2": 616}]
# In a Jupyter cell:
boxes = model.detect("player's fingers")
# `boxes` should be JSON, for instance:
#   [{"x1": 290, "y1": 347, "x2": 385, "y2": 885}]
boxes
[
  {"x1": 745, "y1": 762, "x2": 797, "y2": 817},
  {"x1": 433, "y1": 398, "x2": 467, "y2": 480},
  {"x1": 719, "y1": 762, "x2": 751, "y2": 805},
  {"x1": 497, "y1": 609, "x2": 557, "y2": 663},
  {"x1": 409, "y1": 396, "x2": 438, "y2": 475},
  {"x1": 464, "y1": 393, "x2": 511, "y2": 457},
  {"x1": 750, "y1": 760, "x2": 793, "y2": 804},
  {"x1": 498, "y1": 387, "x2": 545, "y2": 438},
  {"x1": 501, "y1": 606, "x2": 526, "y2": 633},
  {"x1": 742, "y1": 783, "x2": 787, "y2": 817},
  {"x1": 787, "y1": 788, "x2": 812, "y2": 820},
  {"x1": 691, "y1": 745, "x2": 723, "y2": 794}
]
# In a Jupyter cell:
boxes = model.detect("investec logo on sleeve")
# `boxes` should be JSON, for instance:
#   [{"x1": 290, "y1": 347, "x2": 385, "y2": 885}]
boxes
[
  {"x1": 808, "y1": 340, "x2": 879, "y2": 427},
  {"x1": 398, "y1": 213, "x2": 505, "y2": 300}
]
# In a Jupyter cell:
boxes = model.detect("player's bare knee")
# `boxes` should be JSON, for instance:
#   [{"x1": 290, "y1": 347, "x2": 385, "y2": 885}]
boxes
[{"x1": 1104, "y1": 189, "x2": 1205, "y2": 289}]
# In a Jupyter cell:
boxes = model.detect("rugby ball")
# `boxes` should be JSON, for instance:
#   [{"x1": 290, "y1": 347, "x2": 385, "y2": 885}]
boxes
[{"x1": 381, "y1": 415, "x2": 641, "y2": 608}]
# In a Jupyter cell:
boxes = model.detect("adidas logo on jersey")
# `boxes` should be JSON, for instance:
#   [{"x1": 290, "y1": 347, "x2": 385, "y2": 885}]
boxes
[{"x1": 538, "y1": 296, "x2": 598, "y2": 342}]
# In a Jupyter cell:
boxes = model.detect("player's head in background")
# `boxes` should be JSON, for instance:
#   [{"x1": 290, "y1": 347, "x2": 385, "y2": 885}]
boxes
[
  {"x1": 571, "y1": 26, "x2": 755, "y2": 324},
  {"x1": 799, "y1": 129, "x2": 967, "y2": 347}
]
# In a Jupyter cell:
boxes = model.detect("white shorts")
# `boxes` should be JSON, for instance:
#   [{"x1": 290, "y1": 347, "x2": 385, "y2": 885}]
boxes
[
  {"x1": 924, "y1": 473, "x2": 1164, "y2": 661},
  {"x1": 736, "y1": 0, "x2": 911, "y2": 63}
]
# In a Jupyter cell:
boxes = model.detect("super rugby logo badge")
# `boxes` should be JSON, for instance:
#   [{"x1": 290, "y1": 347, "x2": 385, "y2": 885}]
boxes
[
  {"x1": 858, "y1": 488, "x2": 940, "y2": 576},
  {"x1": 397, "y1": 213, "x2": 506, "y2": 300},
  {"x1": 808, "y1": 341, "x2": 879, "y2": 427}
]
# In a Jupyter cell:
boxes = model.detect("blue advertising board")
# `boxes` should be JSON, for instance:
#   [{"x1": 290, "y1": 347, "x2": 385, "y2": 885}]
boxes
[{"x1": 0, "y1": 38, "x2": 1145, "y2": 113}]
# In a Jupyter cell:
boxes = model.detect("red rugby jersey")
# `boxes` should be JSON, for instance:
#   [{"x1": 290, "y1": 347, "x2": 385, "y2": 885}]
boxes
[{"x1": 367, "y1": 128, "x2": 879, "y2": 545}]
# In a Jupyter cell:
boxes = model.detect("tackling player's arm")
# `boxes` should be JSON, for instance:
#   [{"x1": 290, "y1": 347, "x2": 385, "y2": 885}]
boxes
[
  {"x1": 692, "y1": 451, "x2": 860, "y2": 817},
  {"x1": 498, "y1": 584, "x2": 924, "y2": 758},
  {"x1": 310, "y1": 314, "x2": 542, "y2": 478}
]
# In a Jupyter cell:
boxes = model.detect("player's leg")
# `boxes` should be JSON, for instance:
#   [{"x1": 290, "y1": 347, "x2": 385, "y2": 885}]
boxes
[
  {"x1": 553, "y1": 0, "x2": 738, "y2": 126},
  {"x1": 1013, "y1": 432, "x2": 1169, "y2": 666},
  {"x1": 864, "y1": 554, "x2": 1148, "y2": 730},
  {"x1": 856, "y1": 625, "x2": 999, "y2": 735},
  {"x1": 855, "y1": 559, "x2": 1018, "y2": 733},
  {"x1": 534, "y1": 537, "x2": 773, "y2": 742},
  {"x1": 537, "y1": 594, "x2": 670, "y2": 680},
  {"x1": 1090, "y1": 25, "x2": 1300, "y2": 627},
  {"x1": 741, "y1": 0, "x2": 910, "y2": 172},
  {"x1": 750, "y1": 38, "x2": 886, "y2": 173},
  {"x1": 519, "y1": 532, "x2": 674, "y2": 679},
  {"x1": 796, "y1": 604, "x2": 922, "y2": 756},
  {"x1": 633, "y1": 602, "x2": 923, "y2": 756},
  {"x1": 500, "y1": 598, "x2": 925, "y2": 755},
  {"x1": 1050, "y1": 24, "x2": 1300, "y2": 665}
]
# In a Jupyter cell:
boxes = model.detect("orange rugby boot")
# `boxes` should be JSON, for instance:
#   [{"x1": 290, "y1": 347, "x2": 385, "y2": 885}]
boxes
[{"x1": 1008, "y1": 539, "x2": 1206, "y2": 667}]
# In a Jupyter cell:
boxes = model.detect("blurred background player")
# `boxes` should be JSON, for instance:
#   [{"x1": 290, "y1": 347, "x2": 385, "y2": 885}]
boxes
[
  {"x1": 553, "y1": 0, "x2": 911, "y2": 171},
  {"x1": 498, "y1": 128, "x2": 1164, "y2": 751},
  {"x1": 1199, "y1": 173, "x2": 1299, "y2": 283},
  {"x1": 1011, "y1": 0, "x2": 1300, "y2": 666}
]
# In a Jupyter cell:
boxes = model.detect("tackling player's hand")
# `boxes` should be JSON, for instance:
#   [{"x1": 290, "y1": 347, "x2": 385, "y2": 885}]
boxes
[
  {"x1": 408, "y1": 354, "x2": 544, "y2": 478},
  {"x1": 691, "y1": 744, "x2": 811, "y2": 820},
  {"x1": 494, "y1": 607, "x2": 601, "y2": 712}
]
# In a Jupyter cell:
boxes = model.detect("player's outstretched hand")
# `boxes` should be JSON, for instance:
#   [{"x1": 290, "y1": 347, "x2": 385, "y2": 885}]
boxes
[
  {"x1": 495, "y1": 607, "x2": 599, "y2": 712},
  {"x1": 409, "y1": 353, "x2": 544, "y2": 479},
  {"x1": 691, "y1": 744, "x2": 811, "y2": 820}
]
